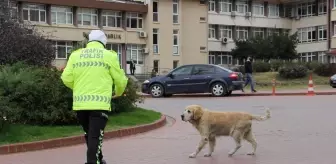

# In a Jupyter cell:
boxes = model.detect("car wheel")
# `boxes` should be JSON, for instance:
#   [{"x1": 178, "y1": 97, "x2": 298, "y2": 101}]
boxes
[
  {"x1": 150, "y1": 84, "x2": 164, "y2": 98},
  {"x1": 333, "y1": 86, "x2": 336, "y2": 88},
  {"x1": 225, "y1": 90, "x2": 232, "y2": 96},
  {"x1": 211, "y1": 82, "x2": 227, "y2": 97}
]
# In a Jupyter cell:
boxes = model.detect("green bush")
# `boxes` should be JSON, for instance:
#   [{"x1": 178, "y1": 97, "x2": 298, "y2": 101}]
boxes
[
  {"x1": 270, "y1": 60, "x2": 284, "y2": 71},
  {"x1": 305, "y1": 61, "x2": 321, "y2": 71},
  {"x1": 0, "y1": 63, "x2": 143, "y2": 126},
  {"x1": 231, "y1": 65, "x2": 245, "y2": 74},
  {"x1": 252, "y1": 60, "x2": 271, "y2": 72},
  {"x1": 0, "y1": 63, "x2": 76, "y2": 125},
  {"x1": 314, "y1": 63, "x2": 336, "y2": 77},
  {"x1": 278, "y1": 65, "x2": 308, "y2": 79},
  {"x1": 111, "y1": 77, "x2": 144, "y2": 114}
]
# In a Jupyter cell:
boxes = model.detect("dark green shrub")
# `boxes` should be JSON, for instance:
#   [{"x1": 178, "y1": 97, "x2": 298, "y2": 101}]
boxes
[
  {"x1": 0, "y1": 63, "x2": 76, "y2": 125},
  {"x1": 0, "y1": 63, "x2": 143, "y2": 125},
  {"x1": 270, "y1": 60, "x2": 284, "y2": 71},
  {"x1": 305, "y1": 61, "x2": 321, "y2": 71},
  {"x1": 231, "y1": 65, "x2": 245, "y2": 74},
  {"x1": 111, "y1": 78, "x2": 144, "y2": 114},
  {"x1": 314, "y1": 63, "x2": 336, "y2": 77},
  {"x1": 278, "y1": 65, "x2": 308, "y2": 79},
  {"x1": 252, "y1": 61, "x2": 271, "y2": 72}
]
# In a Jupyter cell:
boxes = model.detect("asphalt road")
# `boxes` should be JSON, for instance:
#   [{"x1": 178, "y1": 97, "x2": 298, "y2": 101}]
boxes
[{"x1": 1, "y1": 95, "x2": 335, "y2": 164}]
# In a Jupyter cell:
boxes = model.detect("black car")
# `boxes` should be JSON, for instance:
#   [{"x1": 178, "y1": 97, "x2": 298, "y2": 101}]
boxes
[
  {"x1": 330, "y1": 74, "x2": 336, "y2": 88},
  {"x1": 141, "y1": 64, "x2": 245, "y2": 98}
]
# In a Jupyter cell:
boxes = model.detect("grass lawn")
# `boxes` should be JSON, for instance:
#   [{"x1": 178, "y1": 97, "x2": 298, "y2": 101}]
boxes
[
  {"x1": 251, "y1": 72, "x2": 331, "y2": 90},
  {"x1": 0, "y1": 107, "x2": 161, "y2": 146}
]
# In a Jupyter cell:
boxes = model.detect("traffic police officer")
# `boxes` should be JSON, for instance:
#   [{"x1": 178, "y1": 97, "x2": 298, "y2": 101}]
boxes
[{"x1": 61, "y1": 30, "x2": 128, "y2": 164}]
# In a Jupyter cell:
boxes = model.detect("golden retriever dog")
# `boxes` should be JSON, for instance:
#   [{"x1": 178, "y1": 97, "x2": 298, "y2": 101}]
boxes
[{"x1": 181, "y1": 104, "x2": 270, "y2": 158}]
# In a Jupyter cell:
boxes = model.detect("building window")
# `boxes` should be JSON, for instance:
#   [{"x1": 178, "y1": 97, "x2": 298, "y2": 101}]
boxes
[
  {"x1": 297, "y1": 2, "x2": 315, "y2": 17},
  {"x1": 318, "y1": 25, "x2": 327, "y2": 41},
  {"x1": 153, "y1": 28, "x2": 159, "y2": 54},
  {"x1": 253, "y1": 28, "x2": 264, "y2": 38},
  {"x1": 297, "y1": 27, "x2": 316, "y2": 43},
  {"x1": 299, "y1": 52, "x2": 318, "y2": 62},
  {"x1": 219, "y1": 0, "x2": 232, "y2": 13},
  {"x1": 153, "y1": 1, "x2": 159, "y2": 22},
  {"x1": 334, "y1": 22, "x2": 336, "y2": 36},
  {"x1": 126, "y1": 12, "x2": 143, "y2": 29},
  {"x1": 318, "y1": 0, "x2": 327, "y2": 15},
  {"x1": 173, "y1": 29, "x2": 179, "y2": 55},
  {"x1": 208, "y1": 0, "x2": 216, "y2": 12},
  {"x1": 236, "y1": 27, "x2": 248, "y2": 40},
  {"x1": 8, "y1": 1, "x2": 18, "y2": 19},
  {"x1": 106, "y1": 44, "x2": 122, "y2": 64},
  {"x1": 208, "y1": 24, "x2": 216, "y2": 39},
  {"x1": 267, "y1": 28, "x2": 279, "y2": 36},
  {"x1": 219, "y1": 25, "x2": 232, "y2": 39},
  {"x1": 268, "y1": 4, "x2": 279, "y2": 17},
  {"x1": 252, "y1": 3, "x2": 264, "y2": 16},
  {"x1": 173, "y1": 60, "x2": 179, "y2": 69},
  {"x1": 318, "y1": 52, "x2": 327, "y2": 63},
  {"x1": 77, "y1": 8, "x2": 98, "y2": 26},
  {"x1": 236, "y1": 0, "x2": 248, "y2": 14},
  {"x1": 153, "y1": 60, "x2": 159, "y2": 73},
  {"x1": 334, "y1": 0, "x2": 336, "y2": 8},
  {"x1": 102, "y1": 10, "x2": 122, "y2": 28},
  {"x1": 208, "y1": 51, "x2": 233, "y2": 65},
  {"x1": 22, "y1": 4, "x2": 46, "y2": 22},
  {"x1": 126, "y1": 44, "x2": 144, "y2": 65},
  {"x1": 51, "y1": 6, "x2": 73, "y2": 25},
  {"x1": 173, "y1": 0, "x2": 179, "y2": 24},
  {"x1": 54, "y1": 41, "x2": 73, "y2": 59}
]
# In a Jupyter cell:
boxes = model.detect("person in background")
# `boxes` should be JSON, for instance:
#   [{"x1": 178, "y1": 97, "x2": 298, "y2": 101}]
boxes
[
  {"x1": 242, "y1": 56, "x2": 257, "y2": 93},
  {"x1": 129, "y1": 60, "x2": 136, "y2": 75},
  {"x1": 61, "y1": 30, "x2": 128, "y2": 164},
  {"x1": 151, "y1": 68, "x2": 157, "y2": 78}
]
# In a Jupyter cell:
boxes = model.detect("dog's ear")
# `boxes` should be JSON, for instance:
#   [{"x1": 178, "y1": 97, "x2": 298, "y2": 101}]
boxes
[{"x1": 193, "y1": 106, "x2": 203, "y2": 120}]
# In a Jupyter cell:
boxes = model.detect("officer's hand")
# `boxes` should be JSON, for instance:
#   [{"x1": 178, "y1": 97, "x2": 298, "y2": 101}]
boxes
[{"x1": 112, "y1": 95, "x2": 119, "y2": 99}]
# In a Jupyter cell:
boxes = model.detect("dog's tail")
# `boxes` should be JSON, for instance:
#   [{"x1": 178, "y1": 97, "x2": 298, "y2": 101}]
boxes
[{"x1": 251, "y1": 108, "x2": 271, "y2": 121}]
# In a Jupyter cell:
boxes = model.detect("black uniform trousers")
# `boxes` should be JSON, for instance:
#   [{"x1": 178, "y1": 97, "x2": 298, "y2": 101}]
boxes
[{"x1": 76, "y1": 110, "x2": 109, "y2": 164}]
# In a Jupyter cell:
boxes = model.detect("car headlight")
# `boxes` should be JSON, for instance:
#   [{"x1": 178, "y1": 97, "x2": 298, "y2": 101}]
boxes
[{"x1": 143, "y1": 80, "x2": 150, "y2": 84}]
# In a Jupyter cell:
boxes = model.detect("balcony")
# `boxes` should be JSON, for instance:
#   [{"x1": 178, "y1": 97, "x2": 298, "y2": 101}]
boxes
[{"x1": 208, "y1": 12, "x2": 292, "y2": 29}]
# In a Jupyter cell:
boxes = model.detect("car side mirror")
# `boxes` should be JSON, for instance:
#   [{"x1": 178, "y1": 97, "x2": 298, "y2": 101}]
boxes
[{"x1": 167, "y1": 73, "x2": 174, "y2": 78}]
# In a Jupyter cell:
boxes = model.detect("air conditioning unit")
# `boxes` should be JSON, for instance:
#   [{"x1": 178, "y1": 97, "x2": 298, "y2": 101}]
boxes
[
  {"x1": 231, "y1": 11, "x2": 236, "y2": 17},
  {"x1": 138, "y1": 31, "x2": 147, "y2": 38},
  {"x1": 143, "y1": 48, "x2": 149, "y2": 54},
  {"x1": 221, "y1": 37, "x2": 228, "y2": 44},
  {"x1": 245, "y1": 12, "x2": 252, "y2": 17}
]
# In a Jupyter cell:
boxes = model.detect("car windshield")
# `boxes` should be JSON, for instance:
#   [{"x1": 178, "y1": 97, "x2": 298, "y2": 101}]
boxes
[{"x1": 215, "y1": 65, "x2": 233, "y2": 73}]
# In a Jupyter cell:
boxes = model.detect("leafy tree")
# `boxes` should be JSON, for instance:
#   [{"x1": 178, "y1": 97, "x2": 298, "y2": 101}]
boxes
[
  {"x1": 231, "y1": 32, "x2": 299, "y2": 61},
  {"x1": 0, "y1": 0, "x2": 55, "y2": 66}
]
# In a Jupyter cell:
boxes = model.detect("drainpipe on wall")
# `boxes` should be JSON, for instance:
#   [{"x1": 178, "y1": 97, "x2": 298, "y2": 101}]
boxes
[
  {"x1": 327, "y1": 0, "x2": 331, "y2": 52},
  {"x1": 327, "y1": 0, "x2": 332, "y2": 63}
]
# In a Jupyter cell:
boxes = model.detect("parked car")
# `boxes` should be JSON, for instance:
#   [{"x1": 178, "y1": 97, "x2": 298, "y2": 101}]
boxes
[
  {"x1": 141, "y1": 64, "x2": 245, "y2": 98},
  {"x1": 330, "y1": 74, "x2": 336, "y2": 88}
]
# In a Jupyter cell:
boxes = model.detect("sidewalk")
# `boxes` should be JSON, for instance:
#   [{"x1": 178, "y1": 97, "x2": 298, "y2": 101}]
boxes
[{"x1": 138, "y1": 88, "x2": 336, "y2": 97}]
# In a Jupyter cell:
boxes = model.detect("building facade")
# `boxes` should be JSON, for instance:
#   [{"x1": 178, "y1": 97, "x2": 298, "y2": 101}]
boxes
[
  {"x1": 14, "y1": 0, "x2": 208, "y2": 74},
  {"x1": 207, "y1": 0, "x2": 333, "y2": 66}
]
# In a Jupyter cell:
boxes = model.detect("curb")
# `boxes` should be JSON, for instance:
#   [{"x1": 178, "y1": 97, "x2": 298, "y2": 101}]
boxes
[
  {"x1": 0, "y1": 115, "x2": 166, "y2": 155},
  {"x1": 139, "y1": 92, "x2": 336, "y2": 98}
]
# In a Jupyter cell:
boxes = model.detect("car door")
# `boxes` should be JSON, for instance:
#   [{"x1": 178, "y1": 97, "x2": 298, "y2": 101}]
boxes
[
  {"x1": 189, "y1": 65, "x2": 216, "y2": 93},
  {"x1": 165, "y1": 65, "x2": 193, "y2": 94}
]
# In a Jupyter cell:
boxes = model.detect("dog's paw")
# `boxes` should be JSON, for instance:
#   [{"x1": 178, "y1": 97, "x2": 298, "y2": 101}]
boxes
[
  {"x1": 204, "y1": 153, "x2": 212, "y2": 157},
  {"x1": 247, "y1": 152, "x2": 255, "y2": 156},
  {"x1": 189, "y1": 152, "x2": 197, "y2": 158}
]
